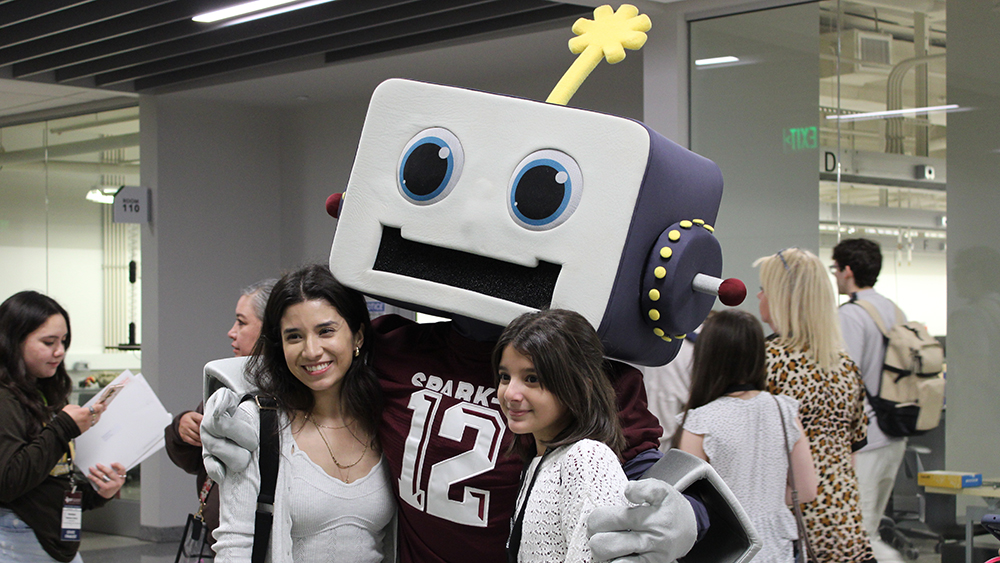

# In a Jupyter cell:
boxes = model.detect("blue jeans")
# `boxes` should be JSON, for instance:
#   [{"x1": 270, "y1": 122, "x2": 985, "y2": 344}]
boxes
[{"x1": 0, "y1": 508, "x2": 83, "y2": 563}]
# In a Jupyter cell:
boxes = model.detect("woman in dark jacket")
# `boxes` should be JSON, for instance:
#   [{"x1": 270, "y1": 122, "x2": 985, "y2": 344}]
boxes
[{"x1": 0, "y1": 291, "x2": 126, "y2": 562}]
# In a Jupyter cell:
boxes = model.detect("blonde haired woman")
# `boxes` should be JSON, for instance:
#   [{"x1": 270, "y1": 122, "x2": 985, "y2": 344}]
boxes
[{"x1": 754, "y1": 248, "x2": 874, "y2": 563}]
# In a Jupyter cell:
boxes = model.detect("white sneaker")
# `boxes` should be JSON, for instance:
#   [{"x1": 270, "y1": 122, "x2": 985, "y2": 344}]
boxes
[{"x1": 870, "y1": 537, "x2": 906, "y2": 563}]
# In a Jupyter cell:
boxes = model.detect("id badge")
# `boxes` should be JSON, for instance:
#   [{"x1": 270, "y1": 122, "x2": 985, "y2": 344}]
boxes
[{"x1": 61, "y1": 491, "x2": 83, "y2": 541}]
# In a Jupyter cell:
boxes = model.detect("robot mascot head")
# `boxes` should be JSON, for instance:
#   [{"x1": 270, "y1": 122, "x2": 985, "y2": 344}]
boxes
[{"x1": 328, "y1": 5, "x2": 744, "y2": 367}]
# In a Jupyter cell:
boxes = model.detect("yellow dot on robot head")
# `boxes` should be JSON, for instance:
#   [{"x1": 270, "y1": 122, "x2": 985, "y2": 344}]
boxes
[
  {"x1": 654, "y1": 266, "x2": 666, "y2": 279},
  {"x1": 653, "y1": 328, "x2": 664, "y2": 337},
  {"x1": 660, "y1": 247, "x2": 673, "y2": 259},
  {"x1": 693, "y1": 219, "x2": 705, "y2": 225},
  {"x1": 680, "y1": 220, "x2": 693, "y2": 229},
  {"x1": 668, "y1": 230, "x2": 681, "y2": 241},
  {"x1": 704, "y1": 224, "x2": 715, "y2": 232},
  {"x1": 661, "y1": 335, "x2": 673, "y2": 342},
  {"x1": 675, "y1": 334, "x2": 686, "y2": 339},
  {"x1": 649, "y1": 289, "x2": 660, "y2": 301},
  {"x1": 648, "y1": 309, "x2": 660, "y2": 321}
]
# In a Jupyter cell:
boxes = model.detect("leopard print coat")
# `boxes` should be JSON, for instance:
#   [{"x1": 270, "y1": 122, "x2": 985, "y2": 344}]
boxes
[{"x1": 766, "y1": 340, "x2": 874, "y2": 563}]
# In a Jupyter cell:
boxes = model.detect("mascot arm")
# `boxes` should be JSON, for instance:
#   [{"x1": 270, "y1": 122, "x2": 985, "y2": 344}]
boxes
[
  {"x1": 200, "y1": 357, "x2": 261, "y2": 482},
  {"x1": 588, "y1": 449, "x2": 762, "y2": 563}
]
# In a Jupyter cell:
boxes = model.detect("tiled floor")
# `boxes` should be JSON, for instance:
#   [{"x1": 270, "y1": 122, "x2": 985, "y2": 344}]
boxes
[{"x1": 79, "y1": 533, "x2": 178, "y2": 563}]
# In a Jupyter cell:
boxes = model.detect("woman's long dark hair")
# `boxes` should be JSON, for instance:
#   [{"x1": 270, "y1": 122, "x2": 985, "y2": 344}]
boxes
[
  {"x1": 0, "y1": 291, "x2": 73, "y2": 437},
  {"x1": 492, "y1": 309, "x2": 624, "y2": 461},
  {"x1": 672, "y1": 309, "x2": 766, "y2": 447},
  {"x1": 246, "y1": 264, "x2": 382, "y2": 444}
]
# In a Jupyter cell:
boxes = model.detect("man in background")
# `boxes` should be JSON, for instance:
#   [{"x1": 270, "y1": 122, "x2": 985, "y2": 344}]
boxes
[{"x1": 832, "y1": 238, "x2": 906, "y2": 563}]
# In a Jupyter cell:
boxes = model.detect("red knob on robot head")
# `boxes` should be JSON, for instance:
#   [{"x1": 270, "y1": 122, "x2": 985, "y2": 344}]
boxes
[
  {"x1": 326, "y1": 192, "x2": 344, "y2": 218},
  {"x1": 717, "y1": 278, "x2": 747, "y2": 307},
  {"x1": 692, "y1": 274, "x2": 746, "y2": 307}
]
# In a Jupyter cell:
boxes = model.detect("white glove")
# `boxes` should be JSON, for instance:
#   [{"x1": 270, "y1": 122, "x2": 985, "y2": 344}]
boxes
[
  {"x1": 201, "y1": 388, "x2": 259, "y2": 483},
  {"x1": 588, "y1": 479, "x2": 698, "y2": 563}
]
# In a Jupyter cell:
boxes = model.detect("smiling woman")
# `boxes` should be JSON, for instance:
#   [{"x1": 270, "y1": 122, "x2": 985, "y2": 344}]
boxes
[{"x1": 212, "y1": 264, "x2": 396, "y2": 563}]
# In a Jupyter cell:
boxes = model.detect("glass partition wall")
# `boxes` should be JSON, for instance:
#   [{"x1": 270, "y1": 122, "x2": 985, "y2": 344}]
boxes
[
  {"x1": 0, "y1": 106, "x2": 142, "y2": 512},
  {"x1": 818, "y1": 0, "x2": 948, "y2": 336},
  {"x1": 690, "y1": 0, "x2": 947, "y2": 334}
]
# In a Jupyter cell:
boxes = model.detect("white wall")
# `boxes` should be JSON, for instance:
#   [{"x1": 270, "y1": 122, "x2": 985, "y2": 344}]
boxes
[
  {"x1": 139, "y1": 96, "x2": 283, "y2": 530},
  {"x1": 279, "y1": 97, "x2": 371, "y2": 267}
]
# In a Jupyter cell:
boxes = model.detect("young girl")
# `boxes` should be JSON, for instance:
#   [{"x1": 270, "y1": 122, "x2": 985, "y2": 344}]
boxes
[
  {"x1": 492, "y1": 308, "x2": 627, "y2": 563},
  {"x1": 213, "y1": 265, "x2": 396, "y2": 563},
  {"x1": 0, "y1": 291, "x2": 126, "y2": 563},
  {"x1": 675, "y1": 309, "x2": 818, "y2": 563}
]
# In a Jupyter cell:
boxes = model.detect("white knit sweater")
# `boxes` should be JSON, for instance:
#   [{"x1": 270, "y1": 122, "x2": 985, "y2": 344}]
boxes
[
  {"x1": 213, "y1": 403, "x2": 397, "y2": 563},
  {"x1": 512, "y1": 439, "x2": 628, "y2": 563}
]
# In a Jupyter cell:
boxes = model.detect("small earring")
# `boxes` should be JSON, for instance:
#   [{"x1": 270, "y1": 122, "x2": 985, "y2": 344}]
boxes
[{"x1": 353, "y1": 347, "x2": 360, "y2": 357}]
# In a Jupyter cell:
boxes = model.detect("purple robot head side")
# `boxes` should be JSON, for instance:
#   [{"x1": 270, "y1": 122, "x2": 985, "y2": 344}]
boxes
[{"x1": 597, "y1": 124, "x2": 724, "y2": 366}]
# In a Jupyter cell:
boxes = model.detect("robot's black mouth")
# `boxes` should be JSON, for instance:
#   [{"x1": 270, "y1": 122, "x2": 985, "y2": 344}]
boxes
[{"x1": 373, "y1": 226, "x2": 560, "y2": 309}]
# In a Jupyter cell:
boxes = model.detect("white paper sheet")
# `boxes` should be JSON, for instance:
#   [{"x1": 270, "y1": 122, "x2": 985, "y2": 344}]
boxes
[{"x1": 74, "y1": 370, "x2": 172, "y2": 473}]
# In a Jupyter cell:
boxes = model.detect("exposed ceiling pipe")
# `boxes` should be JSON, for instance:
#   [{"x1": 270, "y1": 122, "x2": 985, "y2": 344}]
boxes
[
  {"x1": 853, "y1": 0, "x2": 944, "y2": 15},
  {"x1": 885, "y1": 53, "x2": 946, "y2": 154},
  {"x1": 0, "y1": 133, "x2": 139, "y2": 166},
  {"x1": 1, "y1": 160, "x2": 139, "y2": 175}
]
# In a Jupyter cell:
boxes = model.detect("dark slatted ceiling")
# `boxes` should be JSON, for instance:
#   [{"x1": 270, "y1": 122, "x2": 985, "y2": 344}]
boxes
[{"x1": 0, "y1": 0, "x2": 589, "y2": 93}]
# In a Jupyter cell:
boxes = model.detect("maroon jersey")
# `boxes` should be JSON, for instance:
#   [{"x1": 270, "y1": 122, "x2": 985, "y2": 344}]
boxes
[{"x1": 371, "y1": 315, "x2": 661, "y2": 563}]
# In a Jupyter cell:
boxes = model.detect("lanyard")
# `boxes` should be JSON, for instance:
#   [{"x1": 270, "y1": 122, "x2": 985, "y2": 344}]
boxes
[{"x1": 507, "y1": 447, "x2": 555, "y2": 563}]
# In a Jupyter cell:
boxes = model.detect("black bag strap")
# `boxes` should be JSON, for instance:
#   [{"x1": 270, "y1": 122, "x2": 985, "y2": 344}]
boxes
[{"x1": 240, "y1": 394, "x2": 279, "y2": 563}]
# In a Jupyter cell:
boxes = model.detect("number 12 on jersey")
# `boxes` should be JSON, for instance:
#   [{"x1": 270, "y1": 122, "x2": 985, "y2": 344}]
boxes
[{"x1": 398, "y1": 389, "x2": 506, "y2": 527}]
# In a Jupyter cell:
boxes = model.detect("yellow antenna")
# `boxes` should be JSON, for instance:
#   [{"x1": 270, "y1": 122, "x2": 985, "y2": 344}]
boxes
[{"x1": 546, "y1": 4, "x2": 651, "y2": 106}]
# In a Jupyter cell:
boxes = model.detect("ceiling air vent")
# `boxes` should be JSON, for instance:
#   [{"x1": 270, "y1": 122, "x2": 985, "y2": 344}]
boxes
[
  {"x1": 857, "y1": 31, "x2": 892, "y2": 68},
  {"x1": 821, "y1": 30, "x2": 894, "y2": 77}
]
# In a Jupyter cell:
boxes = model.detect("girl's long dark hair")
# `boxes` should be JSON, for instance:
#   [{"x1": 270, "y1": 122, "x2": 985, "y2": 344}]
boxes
[
  {"x1": 492, "y1": 309, "x2": 624, "y2": 461},
  {"x1": 246, "y1": 264, "x2": 382, "y2": 444},
  {"x1": 672, "y1": 309, "x2": 766, "y2": 447},
  {"x1": 0, "y1": 291, "x2": 73, "y2": 437}
]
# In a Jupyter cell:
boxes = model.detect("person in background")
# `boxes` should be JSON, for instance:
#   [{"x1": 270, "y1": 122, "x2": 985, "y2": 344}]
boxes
[
  {"x1": 641, "y1": 314, "x2": 713, "y2": 451},
  {"x1": 163, "y1": 278, "x2": 276, "y2": 547},
  {"x1": 676, "y1": 309, "x2": 817, "y2": 563},
  {"x1": 755, "y1": 248, "x2": 874, "y2": 563},
  {"x1": 212, "y1": 264, "x2": 395, "y2": 562},
  {"x1": 0, "y1": 291, "x2": 126, "y2": 563},
  {"x1": 832, "y1": 238, "x2": 908, "y2": 563},
  {"x1": 493, "y1": 309, "x2": 627, "y2": 563}
]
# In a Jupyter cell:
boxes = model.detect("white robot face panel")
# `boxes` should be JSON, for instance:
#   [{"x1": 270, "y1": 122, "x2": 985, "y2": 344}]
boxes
[
  {"x1": 331, "y1": 79, "x2": 650, "y2": 328},
  {"x1": 331, "y1": 79, "x2": 725, "y2": 365}
]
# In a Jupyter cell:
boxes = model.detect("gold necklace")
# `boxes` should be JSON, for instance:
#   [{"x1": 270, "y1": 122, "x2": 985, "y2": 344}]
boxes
[
  {"x1": 308, "y1": 414, "x2": 369, "y2": 471},
  {"x1": 310, "y1": 417, "x2": 353, "y2": 430}
]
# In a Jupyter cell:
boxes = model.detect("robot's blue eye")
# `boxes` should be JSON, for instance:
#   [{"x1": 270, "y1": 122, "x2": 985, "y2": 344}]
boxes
[
  {"x1": 397, "y1": 127, "x2": 464, "y2": 205},
  {"x1": 508, "y1": 150, "x2": 583, "y2": 231}
]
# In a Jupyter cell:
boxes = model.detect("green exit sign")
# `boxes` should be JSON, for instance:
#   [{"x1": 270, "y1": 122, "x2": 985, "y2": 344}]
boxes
[{"x1": 783, "y1": 126, "x2": 817, "y2": 152}]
